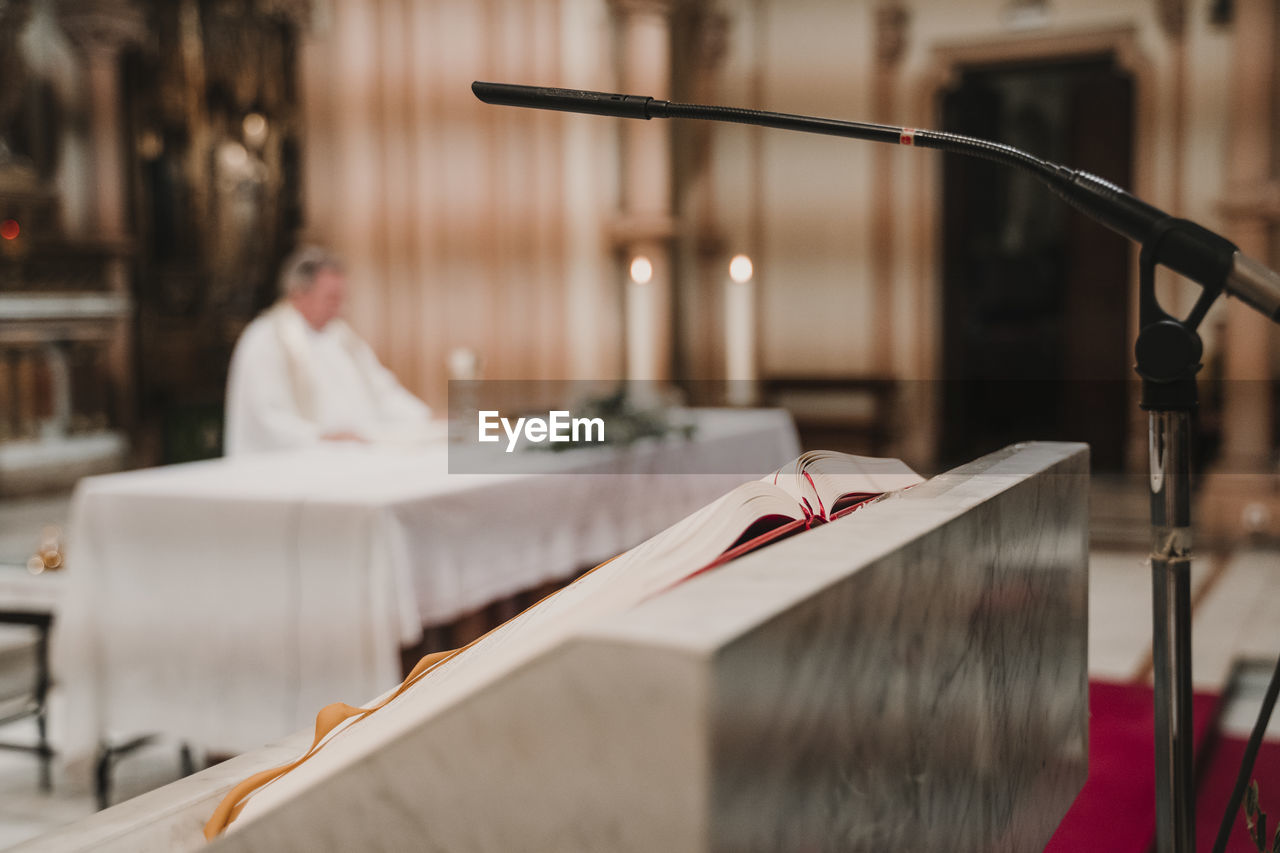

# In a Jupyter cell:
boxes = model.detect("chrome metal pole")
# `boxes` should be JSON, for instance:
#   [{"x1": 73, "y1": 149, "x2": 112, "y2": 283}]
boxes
[{"x1": 1149, "y1": 409, "x2": 1196, "y2": 853}]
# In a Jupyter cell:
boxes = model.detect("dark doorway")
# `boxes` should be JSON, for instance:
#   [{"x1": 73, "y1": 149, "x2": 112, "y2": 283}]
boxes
[{"x1": 939, "y1": 55, "x2": 1134, "y2": 472}]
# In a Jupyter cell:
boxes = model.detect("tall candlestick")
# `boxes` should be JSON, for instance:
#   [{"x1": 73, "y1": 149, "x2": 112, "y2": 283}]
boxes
[
  {"x1": 725, "y1": 254, "x2": 756, "y2": 406},
  {"x1": 627, "y1": 255, "x2": 657, "y2": 382}
]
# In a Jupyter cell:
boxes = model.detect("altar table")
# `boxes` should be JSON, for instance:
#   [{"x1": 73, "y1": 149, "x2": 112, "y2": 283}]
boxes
[{"x1": 52, "y1": 408, "x2": 798, "y2": 765}]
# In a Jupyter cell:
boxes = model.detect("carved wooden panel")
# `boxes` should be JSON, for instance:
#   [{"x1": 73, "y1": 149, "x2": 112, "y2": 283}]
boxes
[{"x1": 122, "y1": 0, "x2": 306, "y2": 462}]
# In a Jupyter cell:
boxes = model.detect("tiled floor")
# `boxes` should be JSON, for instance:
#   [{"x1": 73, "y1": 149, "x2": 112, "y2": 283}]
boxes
[
  {"x1": 1, "y1": 507, "x2": 1279, "y2": 847},
  {"x1": 0, "y1": 713, "x2": 184, "y2": 849},
  {"x1": 1085, "y1": 550, "x2": 1212, "y2": 685},
  {"x1": 1088, "y1": 546, "x2": 1280, "y2": 695}
]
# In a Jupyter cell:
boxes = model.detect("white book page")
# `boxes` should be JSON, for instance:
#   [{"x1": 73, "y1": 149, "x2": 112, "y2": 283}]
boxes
[
  {"x1": 801, "y1": 451, "x2": 924, "y2": 515},
  {"x1": 759, "y1": 457, "x2": 819, "y2": 517},
  {"x1": 764, "y1": 451, "x2": 922, "y2": 518}
]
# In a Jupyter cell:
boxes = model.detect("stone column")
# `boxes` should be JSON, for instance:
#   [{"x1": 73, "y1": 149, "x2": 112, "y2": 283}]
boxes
[
  {"x1": 57, "y1": 0, "x2": 145, "y2": 242},
  {"x1": 610, "y1": 0, "x2": 678, "y2": 383},
  {"x1": 674, "y1": 8, "x2": 729, "y2": 392},
  {"x1": 57, "y1": 0, "x2": 144, "y2": 435},
  {"x1": 1156, "y1": 0, "x2": 1187, "y2": 218},
  {"x1": 1203, "y1": 0, "x2": 1277, "y2": 537},
  {"x1": 869, "y1": 2, "x2": 908, "y2": 377}
]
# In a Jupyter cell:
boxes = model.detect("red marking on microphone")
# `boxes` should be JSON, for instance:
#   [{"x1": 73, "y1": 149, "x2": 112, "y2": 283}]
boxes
[
  {"x1": 0, "y1": 220, "x2": 18, "y2": 241},
  {"x1": 899, "y1": 128, "x2": 916, "y2": 146}
]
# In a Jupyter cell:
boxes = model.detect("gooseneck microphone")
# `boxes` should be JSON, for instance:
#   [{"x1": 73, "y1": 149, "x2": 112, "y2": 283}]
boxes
[{"x1": 472, "y1": 80, "x2": 1280, "y2": 323}]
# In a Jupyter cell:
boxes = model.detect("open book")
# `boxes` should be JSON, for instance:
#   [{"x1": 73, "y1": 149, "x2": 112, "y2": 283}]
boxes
[
  {"x1": 207, "y1": 451, "x2": 923, "y2": 837},
  {"x1": 707, "y1": 450, "x2": 925, "y2": 570}
]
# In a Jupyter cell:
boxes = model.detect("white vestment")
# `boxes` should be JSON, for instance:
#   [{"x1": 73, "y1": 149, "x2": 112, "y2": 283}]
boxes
[{"x1": 224, "y1": 303, "x2": 432, "y2": 455}]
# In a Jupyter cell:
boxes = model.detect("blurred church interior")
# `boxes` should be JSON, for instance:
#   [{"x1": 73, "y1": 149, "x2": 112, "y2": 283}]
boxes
[{"x1": 0, "y1": 0, "x2": 1279, "y2": 849}]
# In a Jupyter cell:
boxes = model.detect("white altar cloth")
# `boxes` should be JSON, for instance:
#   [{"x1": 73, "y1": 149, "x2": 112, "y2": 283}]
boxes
[{"x1": 52, "y1": 409, "x2": 798, "y2": 764}]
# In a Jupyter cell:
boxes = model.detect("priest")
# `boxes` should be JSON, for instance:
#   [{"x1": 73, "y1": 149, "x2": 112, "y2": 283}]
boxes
[{"x1": 224, "y1": 247, "x2": 433, "y2": 455}]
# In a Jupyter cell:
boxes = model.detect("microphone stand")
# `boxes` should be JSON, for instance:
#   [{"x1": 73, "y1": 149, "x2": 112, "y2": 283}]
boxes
[
  {"x1": 1137, "y1": 224, "x2": 1218, "y2": 852},
  {"x1": 472, "y1": 80, "x2": 1280, "y2": 853}
]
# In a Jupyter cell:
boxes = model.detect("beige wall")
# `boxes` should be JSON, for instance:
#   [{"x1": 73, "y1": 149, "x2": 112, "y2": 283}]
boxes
[
  {"x1": 297, "y1": 0, "x2": 623, "y2": 413},
  {"x1": 746, "y1": 0, "x2": 881, "y2": 378},
  {"x1": 296, "y1": 0, "x2": 1244, "y2": 426},
  {"x1": 695, "y1": 0, "x2": 1236, "y2": 382},
  {"x1": 668, "y1": 0, "x2": 1240, "y2": 468}
]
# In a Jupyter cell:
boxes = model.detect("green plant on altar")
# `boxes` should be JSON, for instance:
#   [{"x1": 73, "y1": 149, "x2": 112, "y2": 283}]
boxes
[
  {"x1": 536, "y1": 387, "x2": 695, "y2": 452},
  {"x1": 1245, "y1": 780, "x2": 1280, "y2": 852}
]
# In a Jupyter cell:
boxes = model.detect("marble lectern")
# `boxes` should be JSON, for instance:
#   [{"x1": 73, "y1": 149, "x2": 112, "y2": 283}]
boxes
[{"x1": 21, "y1": 442, "x2": 1088, "y2": 853}]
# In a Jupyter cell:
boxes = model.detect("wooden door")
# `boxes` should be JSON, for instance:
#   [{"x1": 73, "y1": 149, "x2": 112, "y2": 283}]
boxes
[{"x1": 939, "y1": 56, "x2": 1134, "y2": 472}]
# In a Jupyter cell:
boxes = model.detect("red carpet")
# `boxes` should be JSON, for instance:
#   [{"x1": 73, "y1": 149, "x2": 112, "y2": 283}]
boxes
[
  {"x1": 1196, "y1": 735, "x2": 1280, "y2": 853},
  {"x1": 1046, "y1": 681, "x2": 1220, "y2": 853}
]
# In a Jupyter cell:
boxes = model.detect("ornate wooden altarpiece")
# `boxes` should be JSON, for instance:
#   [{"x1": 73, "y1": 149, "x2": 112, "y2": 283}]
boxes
[
  {"x1": 0, "y1": 0, "x2": 308, "y2": 492},
  {"x1": 0, "y1": 0, "x2": 135, "y2": 495},
  {"x1": 122, "y1": 0, "x2": 307, "y2": 464}
]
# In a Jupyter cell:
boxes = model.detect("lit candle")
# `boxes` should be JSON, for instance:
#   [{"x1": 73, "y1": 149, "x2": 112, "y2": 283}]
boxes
[
  {"x1": 725, "y1": 254, "x2": 756, "y2": 405},
  {"x1": 627, "y1": 254, "x2": 656, "y2": 382}
]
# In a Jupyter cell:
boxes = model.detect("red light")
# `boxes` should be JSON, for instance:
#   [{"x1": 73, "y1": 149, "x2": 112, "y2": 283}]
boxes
[{"x1": 0, "y1": 220, "x2": 18, "y2": 241}]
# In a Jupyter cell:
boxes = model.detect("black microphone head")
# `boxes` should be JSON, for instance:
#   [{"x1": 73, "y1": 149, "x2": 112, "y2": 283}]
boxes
[
  {"x1": 472, "y1": 81, "x2": 539, "y2": 107},
  {"x1": 473, "y1": 81, "x2": 662, "y2": 120}
]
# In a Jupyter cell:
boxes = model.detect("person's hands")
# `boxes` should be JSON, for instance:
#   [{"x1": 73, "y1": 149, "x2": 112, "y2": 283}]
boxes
[{"x1": 321, "y1": 431, "x2": 368, "y2": 443}]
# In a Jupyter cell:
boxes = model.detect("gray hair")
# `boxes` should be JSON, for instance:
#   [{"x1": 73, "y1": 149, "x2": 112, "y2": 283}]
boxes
[{"x1": 278, "y1": 246, "x2": 344, "y2": 297}]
